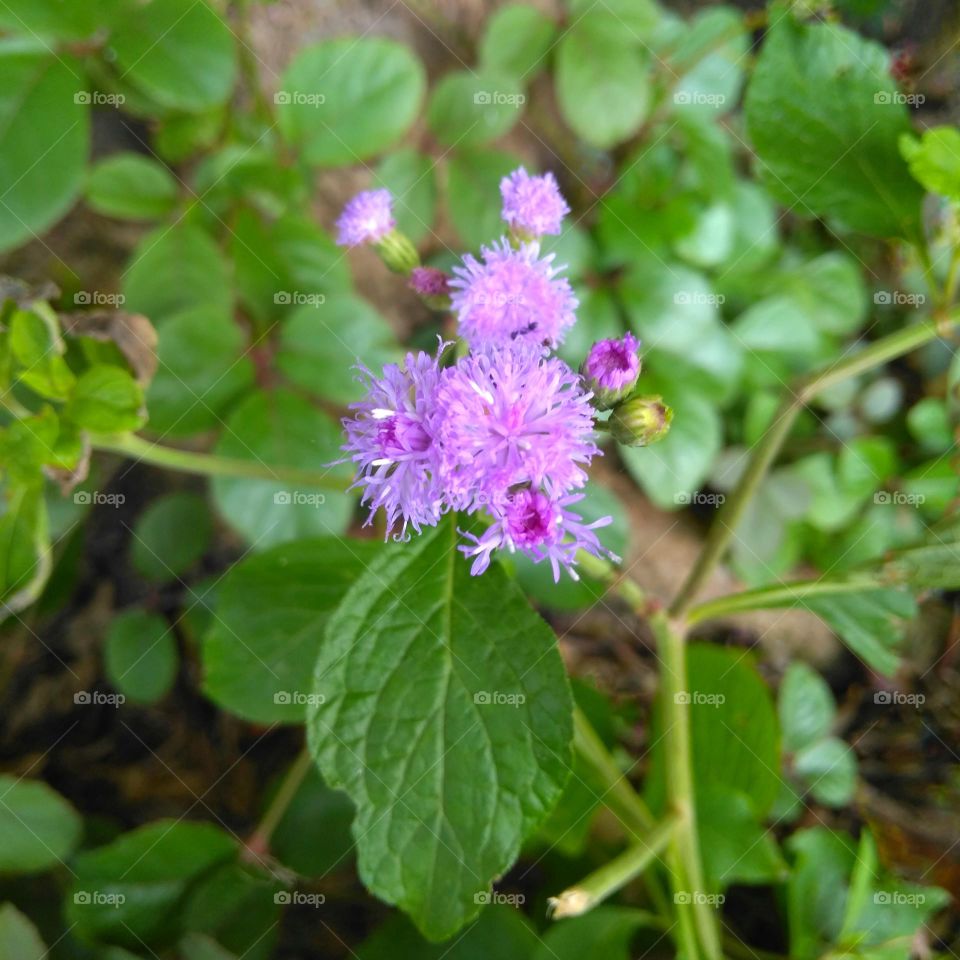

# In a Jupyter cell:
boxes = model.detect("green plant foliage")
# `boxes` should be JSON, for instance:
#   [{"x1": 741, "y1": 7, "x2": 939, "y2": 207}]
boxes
[
  {"x1": 0, "y1": 775, "x2": 82, "y2": 873},
  {"x1": 307, "y1": 518, "x2": 573, "y2": 939},
  {"x1": 104, "y1": 608, "x2": 178, "y2": 703}
]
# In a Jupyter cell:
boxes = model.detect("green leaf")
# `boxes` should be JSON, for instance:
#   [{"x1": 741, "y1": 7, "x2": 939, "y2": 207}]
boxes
[
  {"x1": 145, "y1": 306, "x2": 255, "y2": 438},
  {"x1": 131, "y1": 492, "x2": 212, "y2": 581},
  {"x1": 447, "y1": 149, "x2": 521, "y2": 250},
  {"x1": 86, "y1": 152, "x2": 178, "y2": 220},
  {"x1": 779, "y1": 662, "x2": 836, "y2": 753},
  {"x1": 123, "y1": 225, "x2": 232, "y2": 323},
  {"x1": 104, "y1": 609, "x2": 178, "y2": 704},
  {"x1": 202, "y1": 537, "x2": 382, "y2": 724},
  {"x1": 0, "y1": 774, "x2": 82, "y2": 873},
  {"x1": 875, "y1": 515, "x2": 960, "y2": 590},
  {"x1": 64, "y1": 364, "x2": 145, "y2": 433},
  {"x1": 276, "y1": 295, "x2": 400, "y2": 405},
  {"x1": 0, "y1": 904, "x2": 47, "y2": 960},
  {"x1": 278, "y1": 38, "x2": 425, "y2": 166},
  {"x1": 67, "y1": 820, "x2": 236, "y2": 948},
  {"x1": 211, "y1": 390, "x2": 352, "y2": 550},
  {"x1": 271, "y1": 766, "x2": 355, "y2": 877},
  {"x1": 9, "y1": 306, "x2": 75, "y2": 401},
  {"x1": 0, "y1": 482, "x2": 51, "y2": 613},
  {"x1": 555, "y1": 19, "x2": 651, "y2": 149},
  {"x1": 375, "y1": 149, "x2": 437, "y2": 244},
  {"x1": 899, "y1": 126, "x2": 960, "y2": 199},
  {"x1": 479, "y1": 4, "x2": 556, "y2": 82},
  {"x1": 566, "y1": 0, "x2": 661, "y2": 37},
  {"x1": 793, "y1": 737, "x2": 857, "y2": 808},
  {"x1": 0, "y1": 0, "x2": 127, "y2": 39},
  {"x1": 359, "y1": 906, "x2": 540, "y2": 960},
  {"x1": 307, "y1": 518, "x2": 572, "y2": 940},
  {"x1": 698, "y1": 786, "x2": 787, "y2": 890},
  {"x1": 0, "y1": 43, "x2": 90, "y2": 254},
  {"x1": 533, "y1": 906, "x2": 656, "y2": 960},
  {"x1": 108, "y1": 0, "x2": 237, "y2": 111},
  {"x1": 804, "y1": 588, "x2": 915, "y2": 677},
  {"x1": 744, "y1": 13, "x2": 923, "y2": 238},
  {"x1": 427, "y1": 70, "x2": 524, "y2": 147}
]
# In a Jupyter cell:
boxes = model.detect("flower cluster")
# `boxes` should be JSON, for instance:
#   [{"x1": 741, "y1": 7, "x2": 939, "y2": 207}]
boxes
[{"x1": 336, "y1": 168, "x2": 667, "y2": 580}]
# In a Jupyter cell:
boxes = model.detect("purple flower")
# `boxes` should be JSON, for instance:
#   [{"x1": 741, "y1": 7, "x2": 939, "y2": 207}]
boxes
[
  {"x1": 335, "y1": 189, "x2": 395, "y2": 247},
  {"x1": 500, "y1": 167, "x2": 570, "y2": 237},
  {"x1": 408, "y1": 266, "x2": 451, "y2": 298},
  {"x1": 434, "y1": 345, "x2": 599, "y2": 511},
  {"x1": 450, "y1": 240, "x2": 578, "y2": 350},
  {"x1": 581, "y1": 332, "x2": 642, "y2": 409},
  {"x1": 341, "y1": 350, "x2": 445, "y2": 537},
  {"x1": 459, "y1": 489, "x2": 617, "y2": 581}
]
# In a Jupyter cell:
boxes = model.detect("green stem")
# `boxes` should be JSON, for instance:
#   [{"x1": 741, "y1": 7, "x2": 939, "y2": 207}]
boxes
[
  {"x1": 686, "y1": 575, "x2": 881, "y2": 626},
  {"x1": 652, "y1": 613, "x2": 722, "y2": 960},
  {"x1": 92, "y1": 432, "x2": 344, "y2": 490},
  {"x1": 549, "y1": 817, "x2": 677, "y2": 919},
  {"x1": 669, "y1": 315, "x2": 954, "y2": 618},
  {"x1": 246, "y1": 748, "x2": 313, "y2": 857}
]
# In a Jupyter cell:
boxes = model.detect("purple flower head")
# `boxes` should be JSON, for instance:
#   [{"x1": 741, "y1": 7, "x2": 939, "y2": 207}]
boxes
[
  {"x1": 500, "y1": 167, "x2": 570, "y2": 237},
  {"x1": 450, "y1": 240, "x2": 578, "y2": 350},
  {"x1": 408, "y1": 266, "x2": 451, "y2": 298},
  {"x1": 581, "y1": 332, "x2": 642, "y2": 410},
  {"x1": 435, "y1": 345, "x2": 599, "y2": 511},
  {"x1": 459, "y1": 490, "x2": 617, "y2": 581},
  {"x1": 341, "y1": 350, "x2": 445, "y2": 537},
  {"x1": 335, "y1": 189, "x2": 395, "y2": 247}
]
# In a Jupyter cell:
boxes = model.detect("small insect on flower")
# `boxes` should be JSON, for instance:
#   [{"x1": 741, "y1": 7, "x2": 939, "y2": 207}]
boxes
[
  {"x1": 335, "y1": 188, "x2": 395, "y2": 247},
  {"x1": 459, "y1": 489, "x2": 618, "y2": 581},
  {"x1": 580, "y1": 332, "x2": 642, "y2": 410},
  {"x1": 341, "y1": 350, "x2": 446, "y2": 538},
  {"x1": 450, "y1": 239, "x2": 577, "y2": 350},
  {"x1": 500, "y1": 167, "x2": 570, "y2": 238},
  {"x1": 435, "y1": 345, "x2": 599, "y2": 512}
]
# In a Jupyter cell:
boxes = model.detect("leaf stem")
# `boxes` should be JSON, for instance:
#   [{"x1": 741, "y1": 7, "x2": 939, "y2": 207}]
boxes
[
  {"x1": 548, "y1": 816, "x2": 677, "y2": 919},
  {"x1": 245, "y1": 748, "x2": 313, "y2": 859},
  {"x1": 91, "y1": 432, "x2": 345, "y2": 490},
  {"x1": 669, "y1": 314, "x2": 955, "y2": 618}
]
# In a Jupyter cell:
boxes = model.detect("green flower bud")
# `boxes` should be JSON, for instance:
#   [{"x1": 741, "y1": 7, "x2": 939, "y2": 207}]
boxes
[
  {"x1": 608, "y1": 394, "x2": 673, "y2": 447},
  {"x1": 375, "y1": 229, "x2": 420, "y2": 275}
]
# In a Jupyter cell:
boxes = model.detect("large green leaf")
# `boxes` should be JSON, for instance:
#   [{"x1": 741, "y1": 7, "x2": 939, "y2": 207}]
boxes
[
  {"x1": 86, "y1": 152, "x2": 178, "y2": 220},
  {"x1": 104, "y1": 609, "x2": 178, "y2": 705},
  {"x1": 0, "y1": 0, "x2": 128, "y2": 39},
  {"x1": 307, "y1": 518, "x2": 573, "y2": 940},
  {"x1": 108, "y1": 0, "x2": 236, "y2": 112},
  {"x1": 744, "y1": 13, "x2": 923, "y2": 238},
  {"x1": 210, "y1": 389, "x2": 352, "y2": 550},
  {"x1": 278, "y1": 38, "x2": 424, "y2": 167},
  {"x1": 202, "y1": 537, "x2": 382, "y2": 724},
  {"x1": 0, "y1": 43, "x2": 90, "y2": 253},
  {"x1": 427, "y1": 70, "x2": 524, "y2": 147},
  {"x1": 478, "y1": 4, "x2": 556, "y2": 83},
  {"x1": 0, "y1": 774, "x2": 82, "y2": 873}
]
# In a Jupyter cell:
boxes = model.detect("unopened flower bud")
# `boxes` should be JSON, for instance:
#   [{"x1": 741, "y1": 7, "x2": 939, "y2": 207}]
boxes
[
  {"x1": 409, "y1": 266, "x2": 451, "y2": 309},
  {"x1": 376, "y1": 229, "x2": 420, "y2": 275},
  {"x1": 580, "y1": 333, "x2": 642, "y2": 410},
  {"x1": 608, "y1": 394, "x2": 673, "y2": 447}
]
